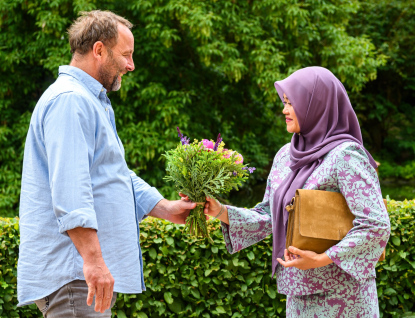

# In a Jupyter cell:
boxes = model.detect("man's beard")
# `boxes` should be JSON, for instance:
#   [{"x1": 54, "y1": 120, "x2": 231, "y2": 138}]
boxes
[{"x1": 98, "y1": 49, "x2": 122, "y2": 92}]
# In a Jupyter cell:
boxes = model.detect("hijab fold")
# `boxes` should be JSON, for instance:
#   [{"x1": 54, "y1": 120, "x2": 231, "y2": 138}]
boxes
[{"x1": 271, "y1": 67, "x2": 377, "y2": 277}]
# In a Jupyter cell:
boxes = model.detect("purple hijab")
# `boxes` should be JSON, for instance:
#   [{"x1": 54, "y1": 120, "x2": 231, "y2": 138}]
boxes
[{"x1": 271, "y1": 66, "x2": 377, "y2": 277}]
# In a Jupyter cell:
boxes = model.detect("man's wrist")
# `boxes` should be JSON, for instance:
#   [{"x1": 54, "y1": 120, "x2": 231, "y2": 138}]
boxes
[
  {"x1": 83, "y1": 253, "x2": 105, "y2": 265},
  {"x1": 148, "y1": 199, "x2": 169, "y2": 218}
]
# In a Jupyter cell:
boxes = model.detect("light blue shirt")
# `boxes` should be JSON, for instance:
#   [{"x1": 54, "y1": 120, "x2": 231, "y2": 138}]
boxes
[{"x1": 17, "y1": 65, "x2": 164, "y2": 306}]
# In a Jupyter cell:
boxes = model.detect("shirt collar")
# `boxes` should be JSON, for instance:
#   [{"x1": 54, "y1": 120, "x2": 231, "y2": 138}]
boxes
[{"x1": 58, "y1": 65, "x2": 107, "y2": 98}]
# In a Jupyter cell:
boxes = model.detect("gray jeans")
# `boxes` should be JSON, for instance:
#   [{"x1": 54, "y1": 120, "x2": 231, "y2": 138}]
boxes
[{"x1": 34, "y1": 280, "x2": 117, "y2": 318}]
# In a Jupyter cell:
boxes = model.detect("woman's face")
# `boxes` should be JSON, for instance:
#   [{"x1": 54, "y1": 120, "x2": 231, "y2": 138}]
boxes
[{"x1": 282, "y1": 93, "x2": 300, "y2": 134}]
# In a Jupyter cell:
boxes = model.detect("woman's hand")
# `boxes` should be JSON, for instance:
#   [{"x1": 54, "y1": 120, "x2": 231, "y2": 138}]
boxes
[
  {"x1": 203, "y1": 197, "x2": 221, "y2": 216},
  {"x1": 277, "y1": 246, "x2": 333, "y2": 270},
  {"x1": 204, "y1": 197, "x2": 229, "y2": 224},
  {"x1": 178, "y1": 194, "x2": 229, "y2": 224}
]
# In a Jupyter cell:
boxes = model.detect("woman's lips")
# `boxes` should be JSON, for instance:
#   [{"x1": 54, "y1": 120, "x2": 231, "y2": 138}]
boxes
[{"x1": 286, "y1": 118, "x2": 292, "y2": 123}]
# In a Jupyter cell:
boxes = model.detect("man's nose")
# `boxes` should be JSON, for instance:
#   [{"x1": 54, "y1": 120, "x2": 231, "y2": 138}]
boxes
[{"x1": 126, "y1": 58, "x2": 135, "y2": 72}]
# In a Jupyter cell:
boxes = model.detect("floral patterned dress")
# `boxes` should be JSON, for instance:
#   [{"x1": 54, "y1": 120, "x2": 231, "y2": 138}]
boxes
[{"x1": 221, "y1": 142, "x2": 390, "y2": 318}]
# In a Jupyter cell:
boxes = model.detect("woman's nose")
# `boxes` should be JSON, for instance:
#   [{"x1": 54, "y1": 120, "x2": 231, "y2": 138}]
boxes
[{"x1": 282, "y1": 107, "x2": 289, "y2": 115}]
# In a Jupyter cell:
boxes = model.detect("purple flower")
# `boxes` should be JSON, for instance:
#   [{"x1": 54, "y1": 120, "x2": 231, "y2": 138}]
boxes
[
  {"x1": 213, "y1": 133, "x2": 222, "y2": 151},
  {"x1": 233, "y1": 171, "x2": 237, "y2": 176},
  {"x1": 181, "y1": 136, "x2": 190, "y2": 145},
  {"x1": 242, "y1": 167, "x2": 256, "y2": 173},
  {"x1": 176, "y1": 127, "x2": 190, "y2": 145}
]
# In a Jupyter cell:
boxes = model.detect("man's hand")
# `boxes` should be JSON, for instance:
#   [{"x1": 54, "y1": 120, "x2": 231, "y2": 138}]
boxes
[
  {"x1": 83, "y1": 257, "x2": 115, "y2": 313},
  {"x1": 179, "y1": 194, "x2": 229, "y2": 224},
  {"x1": 276, "y1": 246, "x2": 333, "y2": 270},
  {"x1": 67, "y1": 227, "x2": 115, "y2": 313},
  {"x1": 148, "y1": 198, "x2": 196, "y2": 224}
]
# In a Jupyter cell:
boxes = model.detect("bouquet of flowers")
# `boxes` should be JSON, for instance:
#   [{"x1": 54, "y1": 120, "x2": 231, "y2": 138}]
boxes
[{"x1": 164, "y1": 127, "x2": 256, "y2": 241}]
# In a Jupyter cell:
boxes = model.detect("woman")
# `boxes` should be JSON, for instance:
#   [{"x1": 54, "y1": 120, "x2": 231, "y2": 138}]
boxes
[{"x1": 183, "y1": 67, "x2": 390, "y2": 317}]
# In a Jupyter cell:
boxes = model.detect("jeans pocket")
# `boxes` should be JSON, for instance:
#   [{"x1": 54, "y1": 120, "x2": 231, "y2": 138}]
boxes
[{"x1": 35, "y1": 296, "x2": 50, "y2": 314}]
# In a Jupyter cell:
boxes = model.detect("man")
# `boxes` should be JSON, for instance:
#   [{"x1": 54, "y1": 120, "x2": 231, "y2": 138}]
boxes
[{"x1": 17, "y1": 10, "x2": 195, "y2": 317}]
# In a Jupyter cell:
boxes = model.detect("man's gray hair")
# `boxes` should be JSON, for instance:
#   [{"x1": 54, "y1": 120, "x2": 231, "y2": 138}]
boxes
[{"x1": 68, "y1": 10, "x2": 133, "y2": 55}]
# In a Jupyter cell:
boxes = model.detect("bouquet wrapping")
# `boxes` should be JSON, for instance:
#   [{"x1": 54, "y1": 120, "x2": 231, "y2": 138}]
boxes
[{"x1": 164, "y1": 128, "x2": 255, "y2": 241}]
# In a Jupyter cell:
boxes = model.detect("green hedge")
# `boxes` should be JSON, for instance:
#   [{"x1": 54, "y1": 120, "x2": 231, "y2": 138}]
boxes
[{"x1": 1, "y1": 199, "x2": 414, "y2": 318}]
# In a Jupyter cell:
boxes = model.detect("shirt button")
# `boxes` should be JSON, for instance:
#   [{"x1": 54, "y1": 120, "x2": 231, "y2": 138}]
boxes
[
  {"x1": 105, "y1": 107, "x2": 108, "y2": 111},
  {"x1": 101, "y1": 88, "x2": 104, "y2": 92}
]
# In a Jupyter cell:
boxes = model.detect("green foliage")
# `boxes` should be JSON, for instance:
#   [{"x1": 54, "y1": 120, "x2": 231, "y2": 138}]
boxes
[
  {"x1": 381, "y1": 185, "x2": 415, "y2": 202},
  {"x1": 0, "y1": 0, "x2": 390, "y2": 217},
  {"x1": 379, "y1": 161, "x2": 415, "y2": 180},
  {"x1": 347, "y1": 0, "x2": 415, "y2": 163},
  {"x1": 0, "y1": 218, "x2": 39, "y2": 317},
  {"x1": 1, "y1": 200, "x2": 415, "y2": 317},
  {"x1": 113, "y1": 218, "x2": 285, "y2": 318},
  {"x1": 377, "y1": 199, "x2": 415, "y2": 317},
  {"x1": 378, "y1": 160, "x2": 415, "y2": 201}
]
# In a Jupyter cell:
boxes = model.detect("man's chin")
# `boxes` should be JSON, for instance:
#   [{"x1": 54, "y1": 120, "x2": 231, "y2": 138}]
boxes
[{"x1": 110, "y1": 81, "x2": 121, "y2": 92}]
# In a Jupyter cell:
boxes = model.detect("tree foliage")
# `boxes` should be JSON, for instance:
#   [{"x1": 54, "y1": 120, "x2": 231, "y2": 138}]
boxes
[
  {"x1": 1, "y1": 0, "x2": 413, "y2": 217},
  {"x1": 347, "y1": 0, "x2": 415, "y2": 162}
]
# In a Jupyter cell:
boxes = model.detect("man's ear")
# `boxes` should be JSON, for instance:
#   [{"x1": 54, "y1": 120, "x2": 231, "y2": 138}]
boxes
[{"x1": 92, "y1": 41, "x2": 104, "y2": 61}]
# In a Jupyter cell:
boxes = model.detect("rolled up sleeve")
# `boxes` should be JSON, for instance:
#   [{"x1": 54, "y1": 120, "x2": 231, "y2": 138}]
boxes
[
  {"x1": 130, "y1": 170, "x2": 164, "y2": 222},
  {"x1": 57, "y1": 208, "x2": 98, "y2": 233},
  {"x1": 43, "y1": 93, "x2": 97, "y2": 234}
]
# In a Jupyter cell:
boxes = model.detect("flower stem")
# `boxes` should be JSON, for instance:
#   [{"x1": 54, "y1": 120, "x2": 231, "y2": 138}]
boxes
[{"x1": 184, "y1": 198, "x2": 212, "y2": 243}]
